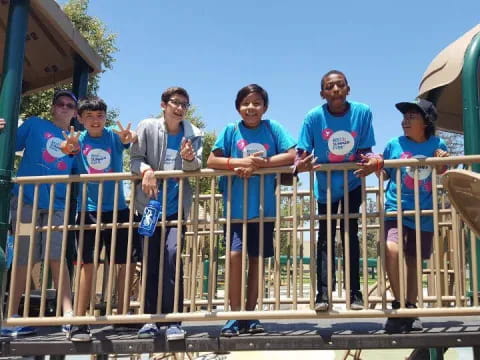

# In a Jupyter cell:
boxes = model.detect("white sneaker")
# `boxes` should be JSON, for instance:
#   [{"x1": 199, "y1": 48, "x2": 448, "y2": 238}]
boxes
[{"x1": 165, "y1": 324, "x2": 186, "y2": 341}]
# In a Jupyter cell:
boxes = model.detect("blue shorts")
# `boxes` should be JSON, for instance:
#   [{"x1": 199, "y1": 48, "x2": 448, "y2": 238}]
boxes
[{"x1": 225, "y1": 222, "x2": 274, "y2": 258}]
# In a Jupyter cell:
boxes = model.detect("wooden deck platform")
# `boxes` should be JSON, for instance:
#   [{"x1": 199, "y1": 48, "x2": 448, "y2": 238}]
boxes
[{"x1": 1, "y1": 317, "x2": 480, "y2": 357}]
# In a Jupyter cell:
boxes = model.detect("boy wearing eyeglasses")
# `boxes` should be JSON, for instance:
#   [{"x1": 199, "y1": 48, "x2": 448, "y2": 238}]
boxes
[
  {"x1": 130, "y1": 87, "x2": 203, "y2": 341},
  {"x1": 3, "y1": 90, "x2": 78, "y2": 338}
]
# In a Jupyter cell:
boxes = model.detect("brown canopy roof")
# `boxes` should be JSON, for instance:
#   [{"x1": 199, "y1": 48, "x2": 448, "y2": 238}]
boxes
[
  {"x1": 418, "y1": 25, "x2": 480, "y2": 133},
  {"x1": 0, "y1": 0, "x2": 102, "y2": 94}
]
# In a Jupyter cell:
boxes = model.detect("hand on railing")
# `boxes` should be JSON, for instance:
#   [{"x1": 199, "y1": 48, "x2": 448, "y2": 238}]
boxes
[
  {"x1": 354, "y1": 154, "x2": 384, "y2": 178},
  {"x1": 60, "y1": 126, "x2": 81, "y2": 155},
  {"x1": 293, "y1": 152, "x2": 320, "y2": 173},
  {"x1": 0, "y1": 118, "x2": 5, "y2": 132},
  {"x1": 142, "y1": 168, "x2": 158, "y2": 199},
  {"x1": 434, "y1": 149, "x2": 449, "y2": 174},
  {"x1": 113, "y1": 121, "x2": 137, "y2": 144}
]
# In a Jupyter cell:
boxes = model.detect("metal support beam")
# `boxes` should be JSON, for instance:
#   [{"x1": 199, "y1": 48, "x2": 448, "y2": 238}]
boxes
[
  {"x1": 462, "y1": 32, "x2": 480, "y2": 307},
  {"x1": 66, "y1": 54, "x2": 91, "y2": 277},
  {"x1": 0, "y1": 0, "x2": 30, "y2": 317}
]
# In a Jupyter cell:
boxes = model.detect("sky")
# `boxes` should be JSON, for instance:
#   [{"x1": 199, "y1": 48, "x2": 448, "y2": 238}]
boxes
[{"x1": 62, "y1": 0, "x2": 479, "y2": 155}]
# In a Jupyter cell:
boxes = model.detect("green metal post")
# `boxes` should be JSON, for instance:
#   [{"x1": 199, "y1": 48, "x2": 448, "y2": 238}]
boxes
[
  {"x1": 462, "y1": 33, "x2": 480, "y2": 299},
  {"x1": 462, "y1": 33, "x2": 480, "y2": 170},
  {"x1": 66, "y1": 55, "x2": 91, "y2": 277},
  {"x1": 0, "y1": 0, "x2": 30, "y2": 315},
  {"x1": 428, "y1": 348, "x2": 445, "y2": 360},
  {"x1": 71, "y1": 54, "x2": 90, "y2": 131}
]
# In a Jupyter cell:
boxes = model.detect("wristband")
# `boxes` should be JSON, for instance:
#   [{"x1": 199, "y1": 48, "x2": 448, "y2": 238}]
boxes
[{"x1": 227, "y1": 157, "x2": 235, "y2": 171}]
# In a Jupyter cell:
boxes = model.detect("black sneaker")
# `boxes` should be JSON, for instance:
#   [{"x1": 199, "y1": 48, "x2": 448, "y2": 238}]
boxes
[
  {"x1": 314, "y1": 294, "x2": 329, "y2": 312},
  {"x1": 350, "y1": 290, "x2": 364, "y2": 310},
  {"x1": 405, "y1": 302, "x2": 423, "y2": 331},
  {"x1": 385, "y1": 300, "x2": 405, "y2": 333},
  {"x1": 70, "y1": 325, "x2": 92, "y2": 343},
  {"x1": 384, "y1": 317, "x2": 408, "y2": 333}
]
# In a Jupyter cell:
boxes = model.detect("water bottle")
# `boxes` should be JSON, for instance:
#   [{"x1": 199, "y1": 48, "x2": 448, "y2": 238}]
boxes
[
  {"x1": 6, "y1": 234, "x2": 14, "y2": 269},
  {"x1": 138, "y1": 199, "x2": 162, "y2": 237}
]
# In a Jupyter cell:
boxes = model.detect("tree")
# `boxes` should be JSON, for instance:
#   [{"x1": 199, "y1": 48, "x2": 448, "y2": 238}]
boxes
[{"x1": 20, "y1": 0, "x2": 118, "y2": 120}]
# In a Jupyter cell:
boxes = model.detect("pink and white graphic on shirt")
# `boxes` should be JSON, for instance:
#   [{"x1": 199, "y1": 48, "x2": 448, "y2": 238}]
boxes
[
  {"x1": 401, "y1": 152, "x2": 432, "y2": 191},
  {"x1": 322, "y1": 128, "x2": 357, "y2": 163},
  {"x1": 236, "y1": 139, "x2": 269, "y2": 157},
  {"x1": 85, "y1": 146, "x2": 112, "y2": 174},
  {"x1": 42, "y1": 132, "x2": 67, "y2": 170}
]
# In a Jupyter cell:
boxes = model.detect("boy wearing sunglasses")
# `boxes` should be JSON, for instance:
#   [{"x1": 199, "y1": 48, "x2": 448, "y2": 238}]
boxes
[{"x1": 3, "y1": 90, "x2": 78, "y2": 338}]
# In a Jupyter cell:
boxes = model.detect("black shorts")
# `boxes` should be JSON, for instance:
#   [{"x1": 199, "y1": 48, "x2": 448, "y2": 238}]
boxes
[
  {"x1": 225, "y1": 222, "x2": 275, "y2": 258},
  {"x1": 76, "y1": 209, "x2": 141, "y2": 264}
]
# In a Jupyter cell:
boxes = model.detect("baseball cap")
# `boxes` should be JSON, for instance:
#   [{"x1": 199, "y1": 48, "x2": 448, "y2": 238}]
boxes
[
  {"x1": 52, "y1": 90, "x2": 78, "y2": 105},
  {"x1": 395, "y1": 98, "x2": 437, "y2": 123}
]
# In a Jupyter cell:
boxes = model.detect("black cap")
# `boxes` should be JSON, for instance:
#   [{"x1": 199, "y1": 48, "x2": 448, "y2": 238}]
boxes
[
  {"x1": 395, "y1": 98, "x2": 437, "y2": 123},
  {"x1": 52, "y1": 90, "x2": 78, "y2": 105}
]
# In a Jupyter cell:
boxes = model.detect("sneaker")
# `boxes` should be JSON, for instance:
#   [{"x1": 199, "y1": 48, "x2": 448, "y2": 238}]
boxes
[
  {"x1": 245, "y1": 319, "x2": 264, "y2": 334},
  {"x1": 220, "y1": 320, "x2": 241, "y2": 337},
  {"x1": 405, "y1": 302, "x2": 423, "y2": 331},
  {"x1": 165, "y1": 324, "x2": 186, "y2": 341},
  {"x1": 384, "y1": 317, "x2": 407, "y2": 333},
  {"x1": 384, "y1": 300, "x2": 406, "y2": 333},
  {"x1": 70, "y1": 325, "x2": 92, "y2": 342},
  {"x1": 137, "y1": 323, "x2": 159, "y2": 339},
  {"x1": 314, "y1": 294, "x2": 329, "y2": 312},
  {"x1": 62, "y1": 311, "x2": 73, "y2": 338},
  {"x1": 0, "y1": 315, "x2": 36, "y2": 337},
  {"x1": 350, "y1": 290, "x2": 364, "y2": 310}
]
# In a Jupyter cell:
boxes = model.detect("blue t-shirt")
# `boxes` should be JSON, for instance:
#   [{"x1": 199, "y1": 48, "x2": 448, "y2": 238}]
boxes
[
  {"x1": 297, "y1": 101, "x2": 375, "y2": 203},
  {"x1": 13, "y1": 117, "x2": 77, "y2": 210},
  {"x1": 76, "y1": 127, "x2": 128, "y2": 212},
  {"x1": 383, "y1": 135, "x2": 448, "y2": 232},
  {"x1": 213, "y1": 119, "x2": 296, "y2": 219},
  {"x1": 158, "y1": 130, "x2": 184, "y2": 217}
]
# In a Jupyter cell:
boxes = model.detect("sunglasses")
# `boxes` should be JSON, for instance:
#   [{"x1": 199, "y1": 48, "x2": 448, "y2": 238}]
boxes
[{"x1": 55, "y1": 101, "x2": 76, "y2": 110}]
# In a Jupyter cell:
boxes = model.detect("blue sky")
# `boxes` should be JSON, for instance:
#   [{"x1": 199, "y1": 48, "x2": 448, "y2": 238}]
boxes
[{"x1": 68, "y1": 0, "x2": 479, "y2": 154}]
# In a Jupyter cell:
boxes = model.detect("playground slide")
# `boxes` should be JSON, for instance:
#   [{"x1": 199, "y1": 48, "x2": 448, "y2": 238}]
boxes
[{"x1": 443, "y1": 169, "x2": 480, "y2": 237}]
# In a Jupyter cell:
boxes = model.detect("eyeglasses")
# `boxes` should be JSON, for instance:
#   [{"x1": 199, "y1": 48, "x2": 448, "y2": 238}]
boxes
[
  {"x1": 55, "y1": 101, "x2": 76, "y2": 110},
  {"x1": 168, "y1": 99, "x2": 190, "y2": 110}
]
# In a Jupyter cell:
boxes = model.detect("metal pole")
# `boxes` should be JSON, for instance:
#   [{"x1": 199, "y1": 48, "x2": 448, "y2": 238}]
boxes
[
  {"x1": 0, "y1": 0, "x2": 30, "y2": 322},
  {"x1": 462, "y1": 32, "x2": 480, "y2": 302},
  {"x1": 66, "y1": 54, "x2": 91, "y2": 277}
]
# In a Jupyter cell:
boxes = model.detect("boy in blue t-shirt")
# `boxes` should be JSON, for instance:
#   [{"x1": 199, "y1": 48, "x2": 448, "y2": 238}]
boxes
[
  {"x1": 295, "y1": 70, "x2": 378, "y2": 312},
  {"x1": 4, "y1": 90, "x2": 78, "y2": 338},
  {"x1": 208, "y1": 84, "x2": 296, "y2": 337},
  {"x1": 60, "y1": 97, "x2": 139, "y2": 342},
  {"x1": 377, "y1": 99, "x2": 448, "y2": 333}
]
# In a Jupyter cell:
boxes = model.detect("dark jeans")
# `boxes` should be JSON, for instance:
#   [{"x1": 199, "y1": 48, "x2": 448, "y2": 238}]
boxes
[
  {"x1": 139, "y1": 213, "x2": 184, "y2": 327},
  {"x1": 317, "y1": 186, "x2": 362, "y2": 298}
]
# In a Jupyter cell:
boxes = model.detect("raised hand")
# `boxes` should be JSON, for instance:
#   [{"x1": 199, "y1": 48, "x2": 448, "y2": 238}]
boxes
[
  {"x1": 180, "y1": 138, "x2": 195, "y2": 161},
  {"x1": 113, "y1": 121, "x2": 137, "y2": 144},
  {"x1": 61, "y1": 126, "x2": 81, "y2": 155}
]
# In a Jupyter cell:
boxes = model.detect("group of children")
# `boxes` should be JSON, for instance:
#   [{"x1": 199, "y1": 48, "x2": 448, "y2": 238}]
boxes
[{"x1": 0, "y1": 69, "x2": 449, "y2": 342}]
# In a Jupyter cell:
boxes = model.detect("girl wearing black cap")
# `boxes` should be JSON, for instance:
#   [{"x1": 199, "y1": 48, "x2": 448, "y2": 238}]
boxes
[{"x1": 378, "y1": 99, "x2": 449, "y2": 333}]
